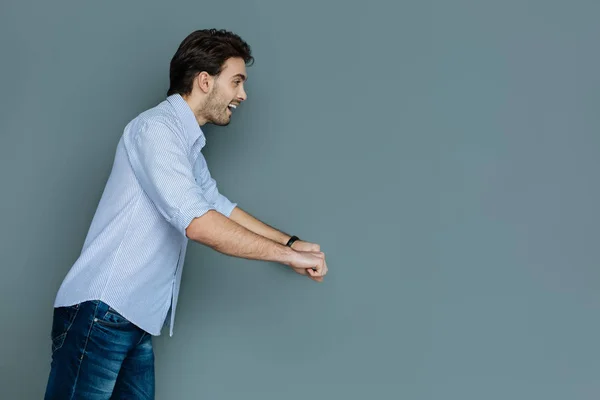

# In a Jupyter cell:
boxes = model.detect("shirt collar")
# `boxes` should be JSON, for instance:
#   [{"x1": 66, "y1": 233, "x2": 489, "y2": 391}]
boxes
[{"x1": 166, "y1": 93, "x2": 206, "y2": 149}]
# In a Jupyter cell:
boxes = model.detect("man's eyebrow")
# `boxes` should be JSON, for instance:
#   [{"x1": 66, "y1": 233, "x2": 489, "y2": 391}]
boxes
[{"x1": 232, "y1": 73, "x2": 247, "y2": 81}]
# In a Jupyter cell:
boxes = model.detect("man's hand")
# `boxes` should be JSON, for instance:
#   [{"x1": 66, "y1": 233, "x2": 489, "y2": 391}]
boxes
[{"x1": 288, "y1": 240, "x2": 328, "y2": 282}]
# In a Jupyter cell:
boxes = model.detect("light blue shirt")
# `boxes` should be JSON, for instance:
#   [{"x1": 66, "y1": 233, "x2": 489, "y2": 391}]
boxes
[{"x1": 54, "y1": 94, "x2": 237, "y2": 336}]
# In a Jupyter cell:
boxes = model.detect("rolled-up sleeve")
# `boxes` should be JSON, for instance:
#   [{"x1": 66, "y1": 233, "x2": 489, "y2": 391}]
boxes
[
  {"x1": 195, "y1": 152, "x2": 238, "y2": 217},
  {"x1": 123, "y1": 118, "x2": 216, "y2": 236}
]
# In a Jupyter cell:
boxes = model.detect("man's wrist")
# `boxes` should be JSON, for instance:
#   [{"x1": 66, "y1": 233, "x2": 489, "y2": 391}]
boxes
[
  {"x1": 285, "y1": 235, "x2": 300, "y2": 248},
  {"x1": 280, "y1": 245, "x2": 297, "y2": 267}
]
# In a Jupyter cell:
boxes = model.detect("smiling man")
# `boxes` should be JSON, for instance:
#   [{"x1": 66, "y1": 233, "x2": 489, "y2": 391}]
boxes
[{"x1": 44, "y1": 29, "x2": 328, "y2": 400}]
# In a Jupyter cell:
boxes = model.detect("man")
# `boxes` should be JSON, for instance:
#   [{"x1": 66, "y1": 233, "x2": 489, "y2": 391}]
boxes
[{"x1": 44, "y1": 28, "x2": 328, "y2": 400}]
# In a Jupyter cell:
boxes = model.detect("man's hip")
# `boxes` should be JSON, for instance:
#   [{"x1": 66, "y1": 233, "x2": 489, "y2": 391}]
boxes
[{"x1": 44, "y1": 299, "x2": 154, "y2": 399}]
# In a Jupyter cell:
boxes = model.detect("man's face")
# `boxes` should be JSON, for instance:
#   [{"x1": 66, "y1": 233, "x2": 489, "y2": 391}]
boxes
[{"x1": 203, "y1": 57, "x2": 248, "y2": 126}]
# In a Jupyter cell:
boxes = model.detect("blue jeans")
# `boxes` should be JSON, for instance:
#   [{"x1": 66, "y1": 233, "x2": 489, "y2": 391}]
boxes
[{"x1": 44, "y1": 300, "x2": 155, "y2": 399}]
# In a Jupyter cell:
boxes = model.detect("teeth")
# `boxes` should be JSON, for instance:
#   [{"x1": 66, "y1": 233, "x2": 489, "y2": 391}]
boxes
[{"x1": 228, "y1": 104, "x2": 237, "y2": 109}]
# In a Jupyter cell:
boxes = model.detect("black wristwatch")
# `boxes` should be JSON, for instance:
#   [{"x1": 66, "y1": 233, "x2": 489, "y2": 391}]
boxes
[{"x1": 286, "y1": 235, "x2": 300, "y2": 247}]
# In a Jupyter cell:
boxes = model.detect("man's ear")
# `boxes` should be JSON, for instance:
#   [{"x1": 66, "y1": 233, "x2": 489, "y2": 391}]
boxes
[{"x1": 195, "y1": 71, "x2": 213, "y2": 94}]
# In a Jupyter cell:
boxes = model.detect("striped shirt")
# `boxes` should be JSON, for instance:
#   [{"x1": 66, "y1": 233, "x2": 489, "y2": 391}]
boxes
[{"x1": 53, "y1": 94, "x2": 237, "y2": 336}]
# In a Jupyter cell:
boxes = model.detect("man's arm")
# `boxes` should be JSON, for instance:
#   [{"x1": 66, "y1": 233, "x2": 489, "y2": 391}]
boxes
[
  {"x1": 228, "y1": 206, "x2": 292, "y2": 245},
  {"x1": 186, "y1": 210, "x2": 327, "y2": 279},
  {"x1": 186, "y1": 210, "x2": 288, "y2": 264},
  {"x1": 123, "y1": 118, "x2": 325, "y2": 277},
  {"x1": 228, "y1": 206, "x2": 322, "y2": 254}
]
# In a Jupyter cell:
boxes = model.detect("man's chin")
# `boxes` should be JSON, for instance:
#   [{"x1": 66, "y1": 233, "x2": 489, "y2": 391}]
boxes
[
  {"x1": 211, "y1": 120, "x2": 230, "y2": 127},
  {"x1": 207, "y1": 117, "x2": 231, "y2": 127}
]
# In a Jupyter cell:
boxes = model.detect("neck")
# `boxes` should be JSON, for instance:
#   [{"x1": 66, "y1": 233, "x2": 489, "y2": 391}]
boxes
[{"x1": 181, "y1": 93, "x2": 209, "y2": 126}]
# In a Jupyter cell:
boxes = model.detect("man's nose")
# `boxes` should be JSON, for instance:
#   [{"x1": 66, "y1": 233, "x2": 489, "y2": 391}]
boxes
[{"x1": 238, "y1": 87, "x2": 247, "y2": 102}]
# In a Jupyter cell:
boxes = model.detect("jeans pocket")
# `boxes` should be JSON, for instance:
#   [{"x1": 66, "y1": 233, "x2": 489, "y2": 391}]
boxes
[
  {"x1": 94, "y1": 306, "x2": 131, "y2": 328},
  {"x1": 50, "y1": 304, "x2": 79, "y2": 354},
  {"x1": 51, "y1": 333, "x2": 66, "y2": 354}
]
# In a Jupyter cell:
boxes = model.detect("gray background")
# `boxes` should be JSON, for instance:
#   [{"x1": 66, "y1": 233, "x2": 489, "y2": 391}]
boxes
[{"x1": 1, "y1": 0, "x2": 599, "y2": 398}]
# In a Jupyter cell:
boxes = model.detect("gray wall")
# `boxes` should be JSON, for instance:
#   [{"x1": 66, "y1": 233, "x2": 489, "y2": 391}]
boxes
[{"x1": 1, "y1": 0, "x2": 599, "y2": 398}]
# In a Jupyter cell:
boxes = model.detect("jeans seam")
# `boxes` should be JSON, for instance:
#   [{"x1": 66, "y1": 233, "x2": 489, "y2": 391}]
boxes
[
  {"x1": 135, "y1": 331, "x2": 147, "y2": 346},
  {"x1": 69, "y1": 301, "x2": 101, "y2": 400}
]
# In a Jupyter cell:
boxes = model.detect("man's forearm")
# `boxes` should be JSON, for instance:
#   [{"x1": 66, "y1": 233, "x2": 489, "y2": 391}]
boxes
[
  {"x1": 229, "y1": 206, "x2": 292, "y2": 245},
  {"x1": 185, "y1": 210, "x2": 296, "y2": 265}
]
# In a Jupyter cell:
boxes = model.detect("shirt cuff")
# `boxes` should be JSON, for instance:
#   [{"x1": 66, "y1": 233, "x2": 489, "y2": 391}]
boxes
[
  {"x1": 171, "y1": 188, "x2": 218, "y2": 237},
  {"x1": 215, "y1": 194, "x2": 237, "y2": 218}
]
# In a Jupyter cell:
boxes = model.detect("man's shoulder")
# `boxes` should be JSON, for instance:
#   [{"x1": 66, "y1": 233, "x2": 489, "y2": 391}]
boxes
[
  {"x1": 137, "y1": 99, "x2": 182, "y2": 129},
  {"x1": 125, "y1": 99, "x2": 183, "y2": 137}
]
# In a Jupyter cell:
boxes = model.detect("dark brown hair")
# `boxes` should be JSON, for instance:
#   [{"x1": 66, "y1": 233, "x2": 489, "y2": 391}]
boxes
[{"x1": 167, "y1": 29, "x2": 254, "y2": 96}]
